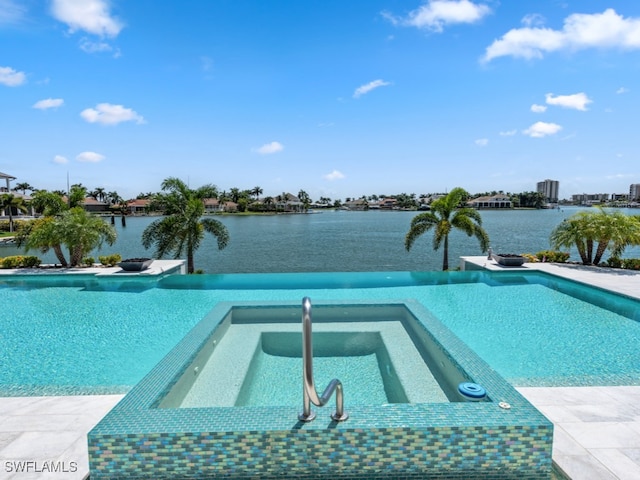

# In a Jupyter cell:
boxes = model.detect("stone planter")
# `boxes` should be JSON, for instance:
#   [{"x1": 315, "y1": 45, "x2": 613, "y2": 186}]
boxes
[
  {"x1": 492, "y1": 253, "x2": 525, "y2": 267},
  {"x1": 118, "y1": 258, "x2": 153, "y2": 272}
]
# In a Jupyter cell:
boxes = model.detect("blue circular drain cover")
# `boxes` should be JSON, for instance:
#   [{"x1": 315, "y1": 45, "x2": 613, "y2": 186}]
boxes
[{"x1": 458, "y1": 382, "x2": 486, "y2": 400}]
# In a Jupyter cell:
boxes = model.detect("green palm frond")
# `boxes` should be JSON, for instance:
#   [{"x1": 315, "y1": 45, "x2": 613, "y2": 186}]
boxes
[{"x1": 404, "y1": 188, "x2": 489, "y2": 270}]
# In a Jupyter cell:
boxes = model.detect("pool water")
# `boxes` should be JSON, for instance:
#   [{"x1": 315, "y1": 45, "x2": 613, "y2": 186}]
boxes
[
  {"x1": 168, "y1": 315, "x2": 450, "y2": 409},
  {"x1": 1, "y1": 270, "x2": 639, "y2": 395}
]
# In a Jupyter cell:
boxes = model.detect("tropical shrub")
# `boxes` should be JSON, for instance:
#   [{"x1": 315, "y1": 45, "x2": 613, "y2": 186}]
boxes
[
  {"x1": 535, "y1": 250, "x2": 570, "y2": 263},
  {"x1": 22, "y1": 256, "x2": 41, "y2": 268},
  {"x1": 607, "y1": 257, "x2": 640, "y2": 270},
  {"x1": 82, "y1": 257, "x2": 95, "y2": 266},
  {"x1": 0, "y1": 219, "x2": 30, "y2": 233},
  {"x1": 605, "y1": 256, "x2": 622, "y2": 268},
  {"x1": 99, "y1": 254, "x2": 122, "y2": 266},
  {"x1": 623, "y1": 258, "x2": 640, "y2": 270},
  {"x1": 520, "y1": 253, "x2": 538, "y2": 263},
  {"x1": 0, "y1": 255, "x2": 41, "y2": 268}
]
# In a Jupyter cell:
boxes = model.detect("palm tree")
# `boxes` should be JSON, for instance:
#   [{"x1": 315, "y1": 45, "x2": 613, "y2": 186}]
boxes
[
  {"x1": 16, "y1": 216, "x2": 69, "y2": 266},
  {"x1": 551, "y1": 209, "x2": 640, "y2": 265},
  {"x1": 91, "y1": 187, "x2": 106, "y2": 202},
  {"x1": 0, "y1": 193, "x2": 28, "y2": 232},
  {"x1": 31, "y1": 190, "x2": 67, "y2": 216},
  {"x1": 298, "y1": 189, "x2": 310, "y2": 211},
  {"x1": 251, "y1": 186, "x2": 263, "y2": 201},
  {"x1": 13, "y1": 182, "x2": 34, "y2": 195},
  {"x1": 17, "y1": 207, "x2": 117, "y2": 266},
  {"x1": 63, "y1": 207, "x2": 117, "y2": 265},
  {"x1": 405, "y1": 187, "x2": 489, "y2": 270},
  {"x1": 68, "y1": 184, "x2": 87, "y2": 208},
  {"x1": 229, "y1": 188, "x2": 241, "y2": 203},
  {"x1": 141, "y1": 177, "x2": 229, "y2": 273}
]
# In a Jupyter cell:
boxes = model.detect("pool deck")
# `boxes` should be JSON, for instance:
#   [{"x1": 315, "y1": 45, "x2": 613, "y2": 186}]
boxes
[
  {"x1": 0, "y1": 259, "x2": 186, "y2": 277},
  {"x1": 0, "y1": 260, "x2": 639, "y2": 479}
]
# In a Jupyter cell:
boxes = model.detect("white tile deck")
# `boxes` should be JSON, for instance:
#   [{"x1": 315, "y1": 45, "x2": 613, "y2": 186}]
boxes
[
  {"x1": 462, "y1": 257, "x2": 640, "y2": 479},
  {"x1": 0, "y1": 395, "x2": 123, "y2": 480},
  {"x1": 0, "y1": 260, "x2": 639, "y2": 479}
]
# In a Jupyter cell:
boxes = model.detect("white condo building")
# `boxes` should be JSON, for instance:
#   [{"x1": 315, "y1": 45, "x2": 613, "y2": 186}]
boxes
[
  {"x1": 536, "y1": 179, "x2": 559, "y2": 203},
  {"x1": 630, "y1": 184, "x2": 640, "y2": 201}
]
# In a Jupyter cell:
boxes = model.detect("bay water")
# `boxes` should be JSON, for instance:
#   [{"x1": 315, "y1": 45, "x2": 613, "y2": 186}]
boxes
[{"x1": 3, "y1": 207, "x2": 639, "y2": 273}]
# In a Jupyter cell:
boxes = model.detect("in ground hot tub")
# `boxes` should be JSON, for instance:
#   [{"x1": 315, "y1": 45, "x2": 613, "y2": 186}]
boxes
[{"x1": 88, "y1": 299, "x2": 553, "y2": 479}]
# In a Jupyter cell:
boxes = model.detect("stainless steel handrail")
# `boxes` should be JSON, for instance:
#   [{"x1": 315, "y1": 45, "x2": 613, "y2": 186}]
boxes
[{"x1": 298, "y1": 297, "x2": 348, "y2": 422}]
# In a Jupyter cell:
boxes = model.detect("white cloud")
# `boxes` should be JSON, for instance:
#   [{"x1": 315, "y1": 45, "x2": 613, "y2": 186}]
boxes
[
  {"x1": 545, "y1": 92, "x2": 592, "y2": 111},
  {"x1": 0, "y1": 0, "x2": 26, "y2": 25},
  {"x1": 475, "y1": 138, "x2": 489, "y2": 146},
  {"x1": 384, "y1": 0, "x2": 491, "y2": 32},
  {"x1": 531, "y1": 104, "x2": 547, "y2": 113},
  {"x1": 605, "y1": 173, "x2": 633, "y2": 180},
  {"x1": 499, "y1": 129, "x2": 517, "y2": 136},
  {"x1": 353, "y1": 79, "x2": 391, "y2": 98},
  {"x1": 33, "y1": 98, "x2": 64, "y2": 110},
  {"x1": 51, "y1": 0, "x2": 123, "y2": 37},
  {"x1": 521, "y1": 14, "x2": 545, "y2": 28},
  {"x1": 53, "y1": 155, "x2": 68, "y2": 164},
  {"x1": 79, "y1": 38, "x2": 115, "y2": 54},
  {"x1": 323, "y1": 170, "x2": 345, "y2": 181},
  {"x1": 616, "y1": 87, "x2": 629, "y2": 94},
  {"x1": 76, "y1": 151, "x2": 105, "y2": 163},
  {"x1": 0, "y1": 66, "x2": 26, "y2": 86},
  {"x1": 254, "y1": 141, "x2": 284, "y2": 155},
  {"x1": 80, "y1": 103, "x2": 145, "y2": 125},
  {"x1": 483, "y1": 9, "x2": 640, "y2": 62},
  {"x1": 522, "y1": 121, "x2": 562, "y2": 138}
]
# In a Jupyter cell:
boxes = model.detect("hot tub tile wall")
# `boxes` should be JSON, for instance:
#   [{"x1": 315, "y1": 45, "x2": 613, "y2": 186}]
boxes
[
  {"x1": 88, "y1": 300, "x2": 554, "y2": 479},
  {"x1": 89, "y1": 425, "x2": 551, "y2": 479}
]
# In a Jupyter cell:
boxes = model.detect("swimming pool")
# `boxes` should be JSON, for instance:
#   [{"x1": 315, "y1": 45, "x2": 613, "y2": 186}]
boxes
[{"x1": 1, "y1": 270, "x2": 639, "y2": 396}]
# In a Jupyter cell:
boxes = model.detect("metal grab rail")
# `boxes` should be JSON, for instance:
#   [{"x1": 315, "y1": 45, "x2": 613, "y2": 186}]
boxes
[{"x1": 298, "y1": 297, "x2": 348, "y2": 422}]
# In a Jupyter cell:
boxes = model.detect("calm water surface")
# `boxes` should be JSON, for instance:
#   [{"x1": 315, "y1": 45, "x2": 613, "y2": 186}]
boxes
[{"x1": 4, "y1": 207, "x2": 639, "y2": 273}]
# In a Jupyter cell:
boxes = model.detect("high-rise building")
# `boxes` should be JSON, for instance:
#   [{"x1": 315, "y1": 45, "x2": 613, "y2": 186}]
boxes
[
  {"x1": 630, "y1": 183, "x2": 640, "y2": 201},
  {"x1": 536, "y1": 179, "x2": 559, "y2": 203}
]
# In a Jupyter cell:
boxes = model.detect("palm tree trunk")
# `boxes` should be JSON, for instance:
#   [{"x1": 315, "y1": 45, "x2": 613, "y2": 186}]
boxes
[
  {"x1": 576, "y1": 240, "x2": 589, "y2": 264},
  {"x1": 585, "y1": 239, "x2": 594, "y2": 264},
  {"x1": 187, "y1": 251, "x2": 195, "y2": 274},
  {"x1": 70, "y1": 244, "x2": 83, "y2": 267},
  {"x1": 593, "y1": 240, "x2": 609, "y2": 265},
  {"x1": 53, "y1": 244, "x2": 68, "y2": 267},
  {"x1": 442, "y1": 235, "x2": 449, "y2": 271}
]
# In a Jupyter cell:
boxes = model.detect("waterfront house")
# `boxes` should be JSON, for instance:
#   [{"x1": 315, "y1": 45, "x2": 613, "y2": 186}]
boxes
[
  {"x1": 468, "y1": 195, "x2": 512, "y2": 209},
  {"x1": 81, "y1": 197, "x2": 111, "y2": 213},
  {"x1": 378, "y1": 198, "x2": 398, "y2": 209},
  {"x1": 127, "y1": 199, "x2": 151, "y2": 215},
  {"x1": 343, "y1": 198, "x2": 368, "y2": 210}
]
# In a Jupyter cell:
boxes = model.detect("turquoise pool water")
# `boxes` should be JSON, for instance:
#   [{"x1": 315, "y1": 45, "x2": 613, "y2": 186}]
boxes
[{"x1": 1, "y1": 270, "x2": 639, "y2": 395}]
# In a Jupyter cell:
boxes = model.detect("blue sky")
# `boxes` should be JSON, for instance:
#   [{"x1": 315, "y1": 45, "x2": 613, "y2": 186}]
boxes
[{"x1": 2, "y1": 0, "x2": 640, "y2": 201}]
